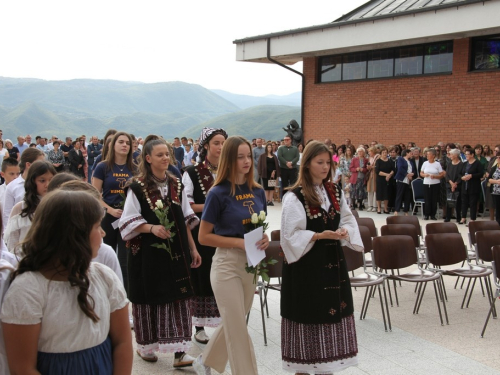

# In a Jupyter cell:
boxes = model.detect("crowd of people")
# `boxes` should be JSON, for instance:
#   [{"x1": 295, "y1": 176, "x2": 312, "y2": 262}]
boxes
[{"x1": 0, "y1": 126, "x2": 498, "y2": 374}]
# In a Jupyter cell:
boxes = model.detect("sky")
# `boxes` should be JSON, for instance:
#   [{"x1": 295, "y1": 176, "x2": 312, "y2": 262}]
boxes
[{"x1": 0, "y1": 0, "x2": 367, "y2": 96}]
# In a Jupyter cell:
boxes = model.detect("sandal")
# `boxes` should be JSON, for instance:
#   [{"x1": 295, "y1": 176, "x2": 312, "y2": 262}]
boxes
[{"x1": 136, "y1": 350, "x2": 158, "y2": 363}]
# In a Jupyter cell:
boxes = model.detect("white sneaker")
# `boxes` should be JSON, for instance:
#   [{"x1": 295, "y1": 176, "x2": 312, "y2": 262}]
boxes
[{"x1": 193, "y1": 355, "x2": 212, "y2": 375}]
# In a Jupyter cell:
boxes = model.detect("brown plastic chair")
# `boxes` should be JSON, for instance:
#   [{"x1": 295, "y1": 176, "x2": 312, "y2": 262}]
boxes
[
  {"x1": 356, "y1": 217, "x2": 378, "y2": 237},
  {"x1": 270, "y1": 229, "x2": 280, "y2": 241},
  {"x1": 351, "y1": 209, "x2": 360, "y2": 218},
  {"x1": 425, "y1": 233, "x2": 493, "y2": 315},
  {"x1": 387, "y1": 215, "x2": 422, "y2": 236},
  {"x1": 381, "y1": 224, "x2": 424, "y2": 269},
  {"x1": 425, "y1": 222, "x2": 459, "y2": 235},
  {"x1": 343, "y1": 245, "x2": 391, "y2": 331},
  {"x1": 481, "y1": 245, "x2": 500, "y2": 337},
  {"x1": 475, "y1": 230, "x2": 500, "y2": 264},
  {"x1": 373, "y1": 235, "x2": 447, "y2": 325},
  {"x1": 468, "y1": 220, "x2": 500, "y2": 252}
]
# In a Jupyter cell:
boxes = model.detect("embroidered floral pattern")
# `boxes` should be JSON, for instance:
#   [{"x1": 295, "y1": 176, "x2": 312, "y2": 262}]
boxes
[
  {"x1": 119, "y1": 215, "x2": 144, "y2": 232},
  {"x1": 193, "y1": 162, "x2": 214, "y2": 198}
]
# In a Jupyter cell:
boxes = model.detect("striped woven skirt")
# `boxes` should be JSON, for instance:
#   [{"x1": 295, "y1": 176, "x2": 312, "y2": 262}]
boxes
[{"x1": 281, "y1": 314, "x2": 358, "y2": 374}]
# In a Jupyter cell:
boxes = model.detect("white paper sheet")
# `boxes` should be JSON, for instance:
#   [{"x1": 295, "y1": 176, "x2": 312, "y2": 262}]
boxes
[
  {"x1": 111, "y1": 219, "x2": 120, "y2": 230},
  {"x1": 244, "y1": 226, "x2": 265, "y2": 266}
]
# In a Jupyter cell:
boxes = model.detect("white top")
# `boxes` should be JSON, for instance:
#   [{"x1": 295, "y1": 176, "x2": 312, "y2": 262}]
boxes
[
  {"x1": 0, "y1": 262, "x2": 128, "y2": 353},
  {"x1": 421, "y1": 161, "x2": 443, "y2": 185},
  {"x1": 2, "y1": 176, "x2": 25, "y2": 230},
  {"x1": 119, "y1": 182, "x2": 199, "y2": 241},
  {"x1": 0, "y1": 185, "x2": 6, "y2": 211},
  {"x1": 281, "y1": 185, "x2": 363, "y2": 264},
  {"x1": 0, "y1": 150, "x2": 7, "y2": 159},
  {"x1": 0, "y1": 260, "x2": 14, "y2": 375},
  {"x1": 4, "y1": 202, "x2": 31, "y2": 257},
  {"x1": 181, "y1": 167, "x2": 216, "y2": 206},
  {"x1": 93, "y1": 242, "x2": 123, "y2": 284}
]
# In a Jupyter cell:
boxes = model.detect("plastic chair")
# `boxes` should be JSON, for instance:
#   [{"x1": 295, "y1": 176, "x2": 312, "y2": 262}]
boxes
[
  {"x1": 468, "y1": 221, "x2": 500, "y2": 252},
  {"x1": 481, "y1": 245, "x2": 500, "y2": 337},
  {"x1": 372, "y1": 235, "x2": 447, "y2": 325},
  {"x1": 425, "y1": 222, "x2": 459, "y2": 235},
  {"x1": 425, "y1": 233, "x2": 493, "y2": 315},
  {"x1": 356, "y1": 217, "x2": 378, "y2": 237},
  {"x1": 270, "y1": 229, "x2": 280, "y2": 241},
  {"x1": 351, "y1": 209, "x2": 360, "y2": 218},
  {"x1": 343, "y1": 245, "x2": 391, "y2": 332},
  {"x1": 387, "y1": 215, "x2": 423, "y2": 243},
  {"x1": 411, "y1": 178, "x2": 425, "y2": 218}
]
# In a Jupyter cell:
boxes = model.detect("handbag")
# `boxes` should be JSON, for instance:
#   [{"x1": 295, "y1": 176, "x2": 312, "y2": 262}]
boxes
[
  {"x1": 446, "y1": 191, "x2": 458, "y2": 208},
  {"x1": 268, "y1": 179, "x2": 277, "y2": 187}
]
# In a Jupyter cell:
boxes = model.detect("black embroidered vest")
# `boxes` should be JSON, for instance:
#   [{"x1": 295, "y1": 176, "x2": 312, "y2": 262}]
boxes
[
  {"x1": 185, "y1": 162, "x2": 217, "y2": 297},
  {"x1": 281, "y1": 183, "x2": 354, "y2": 324},
  {"x1": 126, "y1": 178, "x2": 194, "y2": 304}
]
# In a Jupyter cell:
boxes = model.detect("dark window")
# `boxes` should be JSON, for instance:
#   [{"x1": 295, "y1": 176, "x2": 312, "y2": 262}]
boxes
[
  {"x1": 424, "y1": 42, "x2": 453, "y2": 74},
  {"x1": 319, "y1": 55, "x2": 342, "y2": 82},
  {"x1": 472, "y1": 36, "x2": 500, "y2": 71},
  {"x1": 342, "y1": 53, "x2": 367, "y2": 80},
  {"x1": 368, "y1": 49, "x2": 394, "y2": 78},
  {"x1": 395, "y1": 46, "x2": 423, "y2": 76}
]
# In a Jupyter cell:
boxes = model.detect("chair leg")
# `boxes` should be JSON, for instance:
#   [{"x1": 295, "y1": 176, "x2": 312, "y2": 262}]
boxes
[
  {"x1": 386, "y1": 278, "x2": 394, "y2": 307},
  {"x1": 466, "y1": 278, "x2": 478, "y2": 308},
  {"x1": 382, "y1": 282, "x2": 392, "y2": 331},
  {"x1": 432, "y1": 280, "x2": 445, "y2": 326},
  {"x1": 376, "y1": 285, "x2": 388, "y2": 332},
  {"x1": 413, "y1": 283, "x2": 423, "y2": 314},
  {"x1": 360, "y1": 287, "x2": 370, "y2": 320},
  {"x1": 440, "y1": 274, "x2": 448, "y2": 302},
  {"x1": 393, "y1": 279, "x2": 399, "y2": 307},
  {"x1": 416, "y1": 282, "x2": 428, "y2": 314},
  {"x1": 437, "y1": 278, "x2": 449, "y2": 325},
  {"x1": 479, "y1": 277, "x2": 485, "y2": 297},
  {"x1": 454, "y1": 276, "x2": 461, "y2": 289},
  {"x1": 362, "y1": 286, "x2": 374, "y2": 320},
  {"x1": 258, "y1": 285, "x2": 267, "y2": 346},
  {"x1": 484, "y1": 277, "x2": 497, "y2": 319},
  {"x1": 481, "y1": 293, "x2": 498, "y2": 337},
  {"x1": 461, "y1": 279, "x2": 473, "y2": 309},
  {"x1": 264, "y1": 288, "x2": 270, "y2": 318}
]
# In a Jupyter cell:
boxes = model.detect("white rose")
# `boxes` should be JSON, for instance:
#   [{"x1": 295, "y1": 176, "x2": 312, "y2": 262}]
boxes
[
  {"x1": 251, "y1": 213, "x2": 259, "y2": 224},
  {"x1": 155, "y1": 200, "x2": 163, "y2": 209},
  {"x1": 259, "y1": 211, "x2": 266, "y2": 221}
]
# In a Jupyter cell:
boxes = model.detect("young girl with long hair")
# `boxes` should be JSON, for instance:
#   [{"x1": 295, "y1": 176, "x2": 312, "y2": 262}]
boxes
[
  {"x1": 194, "y1": 136, "x2": 269, "y2": 375},
  {"x1": 92, "y1": 131, "x2": 135, "y2": 292},
  {"x1": 119, "y1": 138, "x2": 201, "y2": 367},
  {"x1": 182, "y1": 127, "x2": 227, "y2": 344},
  {"x1": 258, "y1": 142, "x2": 280, "y2": 206},
  {"x1": 5, "y1": 160, "x2": 56, "y2": 257},
  {"x1": 280, "y1": 141, "x2": 362, "y2": 375},
  {"x1": 0, "y1": 190, "x2": 132, "y2": 374}
]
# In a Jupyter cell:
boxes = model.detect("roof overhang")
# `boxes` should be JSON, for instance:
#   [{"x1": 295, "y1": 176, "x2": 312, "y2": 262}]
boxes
[{"x1": 234, "y1": 0, "x2": 500, "y2": 65}]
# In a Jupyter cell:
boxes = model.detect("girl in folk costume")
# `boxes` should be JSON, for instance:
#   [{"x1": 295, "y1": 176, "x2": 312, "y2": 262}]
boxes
[
  {"x1": 119, "y1": 138, "x2": 202, "y2": 367},
  {"x1": 193, "y1": 136, "x2": 269, "y2": 375},
  {"x1": 182, "y1": 127, "x2": 228, "y2": 344},
  {"x1": 280, "y1": 141, "x2": 363, "y2": 375}
]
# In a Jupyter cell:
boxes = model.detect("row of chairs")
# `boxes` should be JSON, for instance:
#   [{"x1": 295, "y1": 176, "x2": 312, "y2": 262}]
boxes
[{"x1": 249, "y1": 218, "x2": 500, "y2": 344}]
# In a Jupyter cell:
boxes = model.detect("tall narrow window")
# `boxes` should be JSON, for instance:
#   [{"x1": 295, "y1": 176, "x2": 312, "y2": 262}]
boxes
[
  {"x1": 395, "y1": 46, "x2": 423, "y2": 76},
  {"x1": 368, "y1": 49, "x2": 394, "y2": 78},
  {"x1": 472, "y1": 36, "x2": 500, "y2": 70},
  {"x1": 319, "y1": 55, "x2": 342, "y2": 82},
  {"x1": 425, "y1": 41, "x2": 453, "y2": 74}
]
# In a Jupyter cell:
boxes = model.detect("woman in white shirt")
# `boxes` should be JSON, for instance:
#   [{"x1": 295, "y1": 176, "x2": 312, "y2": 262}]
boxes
[
  {"x1": 420, "y1": 149, "x2": 446, "y2": 220},
  {"x1": 0, "y1": 190, "x2": 132, "y2": 374}
]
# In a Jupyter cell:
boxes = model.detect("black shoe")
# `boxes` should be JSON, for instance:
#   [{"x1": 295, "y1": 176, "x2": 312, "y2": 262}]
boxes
[
  {"x1": 431, "y1": 216, "x2": 437, "y2": 220},
  {"x1": 268, "y1": 201, "x2": 274, "y2": 206},
  {"x1": 424, "y1": 216, "x2": 429, "y2": 220},
  {"x1": 444, "y1": 219, "x2": 450, "y2": 222}
]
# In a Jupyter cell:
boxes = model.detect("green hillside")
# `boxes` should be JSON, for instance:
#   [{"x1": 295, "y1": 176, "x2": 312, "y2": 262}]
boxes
[
  {"x1": 0, "y1": 79, "x2": 239, "y2": 118},
  {"x1": 182, "y1": 105, "x2": 301, "y2": 140}
]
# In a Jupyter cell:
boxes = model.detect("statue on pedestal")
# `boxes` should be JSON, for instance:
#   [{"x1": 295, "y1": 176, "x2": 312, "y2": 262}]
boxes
[{"x1": 282, "y1": 119, "x2": 303, "y2": 146}]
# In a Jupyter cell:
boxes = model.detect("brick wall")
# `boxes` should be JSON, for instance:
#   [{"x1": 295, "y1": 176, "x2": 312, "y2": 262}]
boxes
[{"x1": 303, "y1": 38, "x2": 500, "y2": 148}]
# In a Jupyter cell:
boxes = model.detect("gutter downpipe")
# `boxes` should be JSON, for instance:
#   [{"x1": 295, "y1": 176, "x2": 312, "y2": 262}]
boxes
[{"x1": 266, "y1": 38, "x2": 305, "y2": 133}]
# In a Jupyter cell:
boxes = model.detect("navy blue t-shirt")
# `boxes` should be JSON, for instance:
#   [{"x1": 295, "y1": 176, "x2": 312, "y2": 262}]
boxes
[
  {"x1": 201, "y1": 180, "x2": 267, "y2": 238},
  {"x1": 93, "y1": 162, "x2": 133, "y2": 207}
]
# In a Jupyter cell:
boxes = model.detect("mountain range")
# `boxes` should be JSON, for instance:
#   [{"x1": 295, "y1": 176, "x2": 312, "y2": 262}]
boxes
[{"x1": 0, "y1": 77, "x2": 301, "y2": 141}]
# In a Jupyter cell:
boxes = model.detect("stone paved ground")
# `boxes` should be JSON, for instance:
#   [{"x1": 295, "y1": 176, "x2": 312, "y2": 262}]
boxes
[{"x1": 132, "y1": 202, "x2": 500, "y2": 374}]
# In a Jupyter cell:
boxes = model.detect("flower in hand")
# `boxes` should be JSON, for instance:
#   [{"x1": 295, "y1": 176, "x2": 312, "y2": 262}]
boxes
[
  {"x1": 245, "y1": 211, "x2": 275, "y2": 284},
  {"x1": 151, "y1": 200, "x2": 176, "y2": 260}
]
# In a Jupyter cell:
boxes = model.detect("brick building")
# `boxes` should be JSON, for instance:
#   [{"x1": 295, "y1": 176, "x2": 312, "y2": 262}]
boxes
[{"x1": 234, "y1": 0, "x2": 500, "y2": 147}]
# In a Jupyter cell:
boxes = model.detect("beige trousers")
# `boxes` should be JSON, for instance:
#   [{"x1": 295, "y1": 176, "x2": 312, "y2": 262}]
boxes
[{"x1": 202, "y1": 247, "x2": 258, "y2": 374}]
